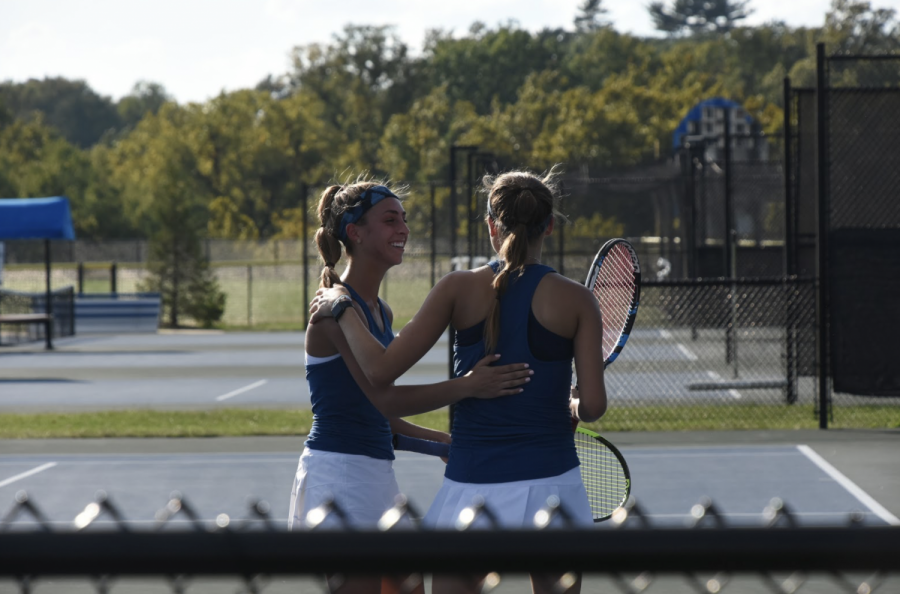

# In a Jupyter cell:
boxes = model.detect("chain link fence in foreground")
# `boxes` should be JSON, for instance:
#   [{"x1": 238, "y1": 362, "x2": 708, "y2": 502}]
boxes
[{"x1": 0, "y1": 490, "x2": 897, "y2": 594}]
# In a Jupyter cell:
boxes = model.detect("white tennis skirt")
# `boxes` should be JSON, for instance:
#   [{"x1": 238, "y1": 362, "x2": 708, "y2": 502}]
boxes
[
  {"x1": 288, "y1": 447, "x2": 404, "y2": 530},
  {"x1": 423, "y1": 467, "x2": 594, "y2": 529}
]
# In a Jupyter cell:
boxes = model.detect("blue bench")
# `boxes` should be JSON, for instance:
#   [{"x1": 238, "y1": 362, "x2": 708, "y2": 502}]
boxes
[{"x1": 75, "y1": 293, "x2": 161, "y2": 334}]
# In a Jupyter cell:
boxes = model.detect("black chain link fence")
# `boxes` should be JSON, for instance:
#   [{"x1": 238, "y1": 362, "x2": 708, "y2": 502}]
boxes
[
  {"x1": 589, "y1": 278, "x2": 820, "y2": 430},
  {"x1": 1, "y1": 490, "x2": 897, "y2": 594},
  {"x1": 819, "y1": 50, "x2": 900, "y2": 423}
]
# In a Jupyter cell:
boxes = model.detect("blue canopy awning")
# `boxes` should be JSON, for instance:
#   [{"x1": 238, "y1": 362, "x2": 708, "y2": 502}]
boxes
[
  {"x1": 0, "y1": 197, "x2": 76, "y2": 240},
  {"x1": 672, "y1": 97, "x2": 752, "y2": 150}
]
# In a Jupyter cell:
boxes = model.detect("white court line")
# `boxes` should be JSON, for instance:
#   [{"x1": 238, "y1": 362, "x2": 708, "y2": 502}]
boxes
[
  {"x1": 215, "y1": 380, "x2": 268, "y2": 402},
  {"x1": 2, "y1": 517, "x2": 291, "y2": 527},
  {"x1": 0, "y1": 462, "x2": 57, "y2": 489},
  {"x1": 660, "y1": 329, "x2": 699, "y2": 361},
  {"x1": 647, "y1": 511, "x2": 879, "y2": 520},
  {"x1": 676, "y1": 344, "x2": 699, "y2": 361},
  {"x1": 707, "y1": 370, "x2": 741, "y2": 399},
  {"x1": 797, "y1": 445, "x2": 900, "y2": 526}
]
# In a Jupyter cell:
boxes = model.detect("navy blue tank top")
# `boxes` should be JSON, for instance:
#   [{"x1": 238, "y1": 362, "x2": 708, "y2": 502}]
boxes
[
  {"x1": 446, "y1": 263, "x2": 579, "y2": 483},
  {"x1": 304, "y1": 284, "x2": 395, "y2": 460}
]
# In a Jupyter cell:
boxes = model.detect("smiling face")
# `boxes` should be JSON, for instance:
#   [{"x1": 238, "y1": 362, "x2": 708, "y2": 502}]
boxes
[{"x1": 346, "y1": 197, "x2": 409, "y2": 267}]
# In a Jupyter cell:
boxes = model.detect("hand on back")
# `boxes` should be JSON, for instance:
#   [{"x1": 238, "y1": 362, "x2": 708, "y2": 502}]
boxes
[
  {"x1": 309, "y1": 286, "x2": 351, "y2": 323},
  {"x1": 462, "y1": 353, "x2": 533, "y2": 399}
]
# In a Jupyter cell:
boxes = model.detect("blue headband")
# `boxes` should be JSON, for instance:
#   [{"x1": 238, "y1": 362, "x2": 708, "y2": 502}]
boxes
[
  {"x1": 486, "y1": 197, "x2": 552, "y2": 237},
  {"x1": 337, "y1": 185, "x2": 398, "y2": 242}
]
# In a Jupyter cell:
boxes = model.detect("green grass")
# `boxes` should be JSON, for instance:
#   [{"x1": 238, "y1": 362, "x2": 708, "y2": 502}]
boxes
[
  {"x1": 0, "y1": 405, "x2": 896, "y2": 439},
  {"x1": 583, "y1": 404, "x2": 900, "y2": 432},
  {"x1": 0, "y1": 409, "x2": 314, "y2": 439}
]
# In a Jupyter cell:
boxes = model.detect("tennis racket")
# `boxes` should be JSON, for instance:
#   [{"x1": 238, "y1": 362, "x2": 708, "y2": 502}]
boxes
[
  {"x1": 392, "y1": 430, "x2": 630, "y2": 522},
  {"x1": 587, "y1": 238, "x2": 641, "y2": 368}
]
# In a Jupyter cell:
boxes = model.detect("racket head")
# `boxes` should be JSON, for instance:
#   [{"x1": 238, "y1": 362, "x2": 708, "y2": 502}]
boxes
[
  {"x1": 574, "y1": 427, "x2": 631, "y2": 522},
  {"x1": 585, "y1": 239, "x2": 641, "y2": 367}
]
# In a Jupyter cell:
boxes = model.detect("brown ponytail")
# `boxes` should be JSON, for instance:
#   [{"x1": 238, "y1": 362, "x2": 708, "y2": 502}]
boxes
[
  {"x1": 483, "y1": 170, "x2": 561, "y2": 354},
  {"x1": 316, "y1": 185, "x2": 345, "y2": 289}
]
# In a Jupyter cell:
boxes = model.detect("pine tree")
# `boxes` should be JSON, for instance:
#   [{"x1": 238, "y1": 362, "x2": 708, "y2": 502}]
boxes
[
  {"x1": 648, "y1": 0, "x2": 753, "y2": 35},
  {"x1": 139, "y1": 154, "x2": 226, "y2": 328},
  {"x1": 574, "y1": 0, "x2": 610, "y2": 32}
]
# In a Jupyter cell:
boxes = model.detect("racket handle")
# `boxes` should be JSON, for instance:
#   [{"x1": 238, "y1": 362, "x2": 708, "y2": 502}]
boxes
[{"x1": 392, "y1": 434, "x2": 450, "y2": 458}]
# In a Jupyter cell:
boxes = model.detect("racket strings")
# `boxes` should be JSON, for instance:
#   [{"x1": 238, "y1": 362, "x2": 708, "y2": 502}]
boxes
[
  {"x1": 575, "y1": 432, "x2": 629, "y2": 519},
  {"x1": 593, "y1": 244, "x2": 637, "y2": 361}
]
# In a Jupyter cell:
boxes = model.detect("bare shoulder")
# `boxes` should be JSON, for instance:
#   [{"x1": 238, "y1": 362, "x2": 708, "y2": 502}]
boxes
[
  {"x1": 541, "y1": 272, "x2": 594, "y2": 303},
  {"x1": 434, "y1": 267, "x2": 494, "y2": 292},
  {"x1": 305, "y1": 318, "x2": 340, "y2": 357}
]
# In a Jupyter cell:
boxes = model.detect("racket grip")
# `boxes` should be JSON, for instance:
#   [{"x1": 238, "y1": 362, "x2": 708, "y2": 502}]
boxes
[{"x1": 392, "y1": 434, "x2": 450, "y2": 458}]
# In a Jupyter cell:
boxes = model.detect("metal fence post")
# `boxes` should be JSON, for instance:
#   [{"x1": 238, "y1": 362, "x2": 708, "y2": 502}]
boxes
[
  {"x1": 302, "y1": 182, "x2": 309, "y2": 328},
  {"x1": 44, "y1": 239, "x2": 53, "y2": 350},
  {"x1": 247, "y1": 264, "x2": 253, "y2": 327},
  {"x1": 724, "y1": 108, "x2": 737, "y2": 370},
  {"x1": 815, "y1": 43, "x2": 830, "y2": 429},
  {"x1": 430, "y1": 183, "x2": 437, "y2": 288},
  {"x1": 448, "y1": 145, "x2": 477, "y2": 431},
  {"x1": 783, "y1": 77, "x2": 798, "y2": 405},
  {"x1": 558, "y1": 181, "x2": 566, "y2": 276}
]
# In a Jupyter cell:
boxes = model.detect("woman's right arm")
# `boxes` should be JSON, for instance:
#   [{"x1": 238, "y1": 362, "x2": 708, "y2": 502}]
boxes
[
  {"x1": 570, "y1": 287, "x2": 608, "y2": 423},
  {"x1": 313, "y1": 273, "x2": 464, "y2": 387}
]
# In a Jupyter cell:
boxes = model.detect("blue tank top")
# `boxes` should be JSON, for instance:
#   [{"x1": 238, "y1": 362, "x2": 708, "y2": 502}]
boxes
[
  {"x1": 446, "y1": 263, "x2": 579, "y2": 483},
  {"x1": 304, "y1": 284, "x2": 395, "y2": 460}
]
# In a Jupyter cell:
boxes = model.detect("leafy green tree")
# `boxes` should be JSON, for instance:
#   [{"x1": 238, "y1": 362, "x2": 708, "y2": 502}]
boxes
[
  {"x1": 424, "y1": 24, "x2": 569, "y2": 114},
  {"x1": 288, "y1": 25, "x2": 421, "y2": 171},
  {"x1": 824, "y1": 0, "x2": 899, "y2": 53},
  {"x1": 0, "y1": 77, "x2": 122, "y2": 147},
  {"x1": 114, "y1": 106, "x2": 225, "y2": 327},
  {"x1": 562, "y1": 29, "x2": 658, "y2": 91},
  {"x1": 788, "y1": 0, "x2": 899, "y2": 88},
  {"x1": 0, "y1": 115, "x2": 96, "y2": 224},
  {"x1": 379, "y1": 85, "x2": 479, "y2": 182},
  {"x1": 117, "y1": 81, "x2": 172, "y2": 130},
  {"x1": 189, "y1": 89, "x2": 337, "y2": 239},
  {"x1": 649, "y1": 0, "x2": 754, "y2": 35},
  {"x1": 79, "y1": 144, "x2": 138, "y2": 239}
]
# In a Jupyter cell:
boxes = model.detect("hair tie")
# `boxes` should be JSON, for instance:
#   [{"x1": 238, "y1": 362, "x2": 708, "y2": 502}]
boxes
[{"x1": 324, "y1": 262, "x2": 335, "y2": 268}]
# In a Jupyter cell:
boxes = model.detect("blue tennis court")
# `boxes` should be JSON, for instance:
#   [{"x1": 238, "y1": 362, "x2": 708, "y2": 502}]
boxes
[{"x1": 1, "y1": 441, "x2": 895, "y2": 530}]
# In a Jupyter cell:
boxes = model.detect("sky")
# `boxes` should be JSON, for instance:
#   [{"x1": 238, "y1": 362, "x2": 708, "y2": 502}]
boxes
[{"x1": 1, "y1": 0, "x2": 896, "y2": 104}]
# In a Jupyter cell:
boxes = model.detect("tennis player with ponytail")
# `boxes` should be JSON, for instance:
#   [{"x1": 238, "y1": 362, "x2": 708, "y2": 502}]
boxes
[
  {"x1": 293, "y1": 180, "x2": 531, "y2": 594},
  {"x1": 311, "y1": 170, "x2": 607, "y2": 594}
]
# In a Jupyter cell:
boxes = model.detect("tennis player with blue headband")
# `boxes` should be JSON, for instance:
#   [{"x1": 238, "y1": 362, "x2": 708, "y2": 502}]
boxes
[
  {"x1": 311, "y1": 169, "x2": 608, "y2": 594},
  {"x1": 292, "y1": 179, "x2": 532, "y2": 594}
]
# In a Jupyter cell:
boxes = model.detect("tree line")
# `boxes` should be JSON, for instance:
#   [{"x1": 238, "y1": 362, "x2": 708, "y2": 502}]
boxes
[{"x1": 1, "y1": 0, "x2": 897, "y2": 244}]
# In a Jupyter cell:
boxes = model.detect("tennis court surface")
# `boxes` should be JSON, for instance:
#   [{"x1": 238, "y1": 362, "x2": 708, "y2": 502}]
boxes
[{"x1": 2, "y1": 332, "x2": 898, "y2": 592}]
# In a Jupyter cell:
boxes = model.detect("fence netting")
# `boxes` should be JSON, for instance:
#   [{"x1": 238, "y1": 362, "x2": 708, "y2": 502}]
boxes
[
  {"x1": 1, "y1": 490, "x2": 897, "y2": 594},
  {"x1": 594, "y1": 278, "x2": 819, "y2": 430},
  {"x1": 824, "y1": 54, "x2": 900, "y2": 406}
]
